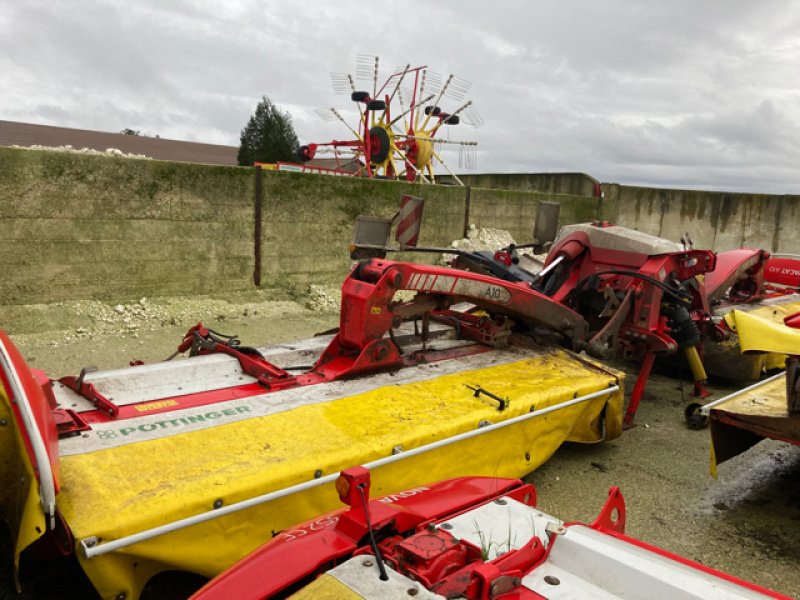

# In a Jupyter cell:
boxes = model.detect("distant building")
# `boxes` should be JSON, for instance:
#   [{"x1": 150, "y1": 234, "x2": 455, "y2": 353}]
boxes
[{"x1": 0, "y1": 120, "x2": 238, "y2": 166}]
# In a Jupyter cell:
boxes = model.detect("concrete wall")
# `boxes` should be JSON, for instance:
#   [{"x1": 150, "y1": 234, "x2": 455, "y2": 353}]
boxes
[
  {"x1": 602, "y1": 183, "x2": 800, "y2": 253},
  {"x1": 0, "y1": 148, "x2": 594, "y2": 305},
  {"x1": 0, "y1": 148, "x2": 254, "y2": 304},
  {"x1": 446, "y1": 172, "x2": 600, "y2": 197},
  {"x1": 4, "y1": 146, "x2": 796, "y2": 306}
]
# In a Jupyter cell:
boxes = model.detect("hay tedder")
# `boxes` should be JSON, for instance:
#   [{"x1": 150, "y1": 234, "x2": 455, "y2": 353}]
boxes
[{"x1": 298, "y1": 55, "x2": 481, "y2": 184}]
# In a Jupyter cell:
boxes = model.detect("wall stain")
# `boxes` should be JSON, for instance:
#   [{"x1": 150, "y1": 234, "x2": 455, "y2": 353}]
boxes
[{"x1": 717, "y1": 193, "x2": 735, "y2": 232}]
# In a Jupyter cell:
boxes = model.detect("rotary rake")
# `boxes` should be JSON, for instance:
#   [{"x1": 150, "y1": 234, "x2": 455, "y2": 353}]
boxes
[{"x1": 299, "y1": 55, "x2": 482, "y2": 184}]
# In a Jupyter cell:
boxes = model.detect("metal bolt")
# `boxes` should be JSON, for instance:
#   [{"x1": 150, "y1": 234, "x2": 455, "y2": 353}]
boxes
[
  {"x1": 407, "y1": 588, "x2": 418, "y2": 596},
  {"x1": 525, "y1": 451, "x2": 531, "y2": 461},
  {"x1": 440, "y1": 523, "x2": 453, "y2": 530},
  {"x1": 314, "y1": 469, "x2": 323, "y2": 479},
  {"x1": 494, "y1": 498, "x2": 507, "y2": 505},
  {"x1": 116, "y1": 593, "x2": 127, "y2": 600},
  {"x1": 392, "y1": 445, "x2": 404, "y2": 455},
  {"x1": 362, "y1": 559, "x2": 374, "y2": 567},
  {"x1": 544, "y1": 575, "x2": 560, "y2": 585},
  {"x1": 213, "y1": 499, "x2": 223, "y2": 509},
  {"x1": 374, "y1": 343, "x2": 388, "y2": 361},
  {"x1": 0, "y1": 419, "x2": 7, "y2": 426}
]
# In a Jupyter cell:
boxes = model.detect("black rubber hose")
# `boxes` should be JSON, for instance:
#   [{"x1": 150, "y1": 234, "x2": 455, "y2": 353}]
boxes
[{"x1": 569, "y1": 269, "x2": 692, "y2": 307}]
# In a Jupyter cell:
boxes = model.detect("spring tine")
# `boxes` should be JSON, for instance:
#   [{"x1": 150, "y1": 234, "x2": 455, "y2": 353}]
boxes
[
  {"x1": 386, "y1": 63, "x2": 410, "y2": 106},
  {"x1": 420, "y1": 70, "x2": 442, "y2": 98},
  {"x1": 314, "y1": 107, "x2": 338, "y2": 122},
  {"x1": 330, "y1": 73, "x2": 355, "y2": 95},
  {"x1": 459, "y1": 144, "x2": 477, "y2": 170},
  {"x1": 331, "y1": 108, "x2": 362, "y2": 140},
  {"x1": 355, "y1": 55, "x2": 380, "y2": 97},
  {"x1": 395, "y1": 87, "x2": 409, "y2": 131},
  {"x1": 463, "y1": 104, "x2": 484, "y2": 128},
  {"x1": 445, "y1": 75, "x2": 472, "y2": 101},
  {"x1": 355, "y1": 54, "x2": 377, "y2": 80},
  {"x1": 390, "y1": 93, "x2": 434, "y2": 127},
  {"x1": 445, "y1": 100, "x2": 483, "y2": 129}
]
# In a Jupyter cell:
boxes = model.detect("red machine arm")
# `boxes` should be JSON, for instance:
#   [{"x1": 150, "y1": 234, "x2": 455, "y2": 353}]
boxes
[{"x1": 314, "y1": 259, "x2": 589, "y2": 379}]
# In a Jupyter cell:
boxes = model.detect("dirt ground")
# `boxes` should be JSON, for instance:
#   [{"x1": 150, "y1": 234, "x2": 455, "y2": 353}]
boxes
[{"x1": 1, "y1": 295, "x2": 798, "y2": 599}]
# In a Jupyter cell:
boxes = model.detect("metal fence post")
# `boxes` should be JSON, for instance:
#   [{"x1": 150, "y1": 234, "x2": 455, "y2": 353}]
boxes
[{"x1": 253, "y1": 165, "x2": 262, "y2": 286}]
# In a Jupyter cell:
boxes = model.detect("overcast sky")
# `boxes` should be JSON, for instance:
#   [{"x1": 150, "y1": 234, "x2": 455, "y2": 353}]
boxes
[{"x1": 2, "y1": 1, "x2": 799, "y2": 193}]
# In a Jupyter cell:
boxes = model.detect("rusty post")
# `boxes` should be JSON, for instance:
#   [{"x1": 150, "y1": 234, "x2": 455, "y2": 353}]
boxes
[{"x1": 253, "y1": 165, "x2": 262, "y2": 286}]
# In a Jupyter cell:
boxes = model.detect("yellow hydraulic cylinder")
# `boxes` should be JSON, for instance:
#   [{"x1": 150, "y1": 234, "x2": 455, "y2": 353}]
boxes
[{"x1": 684, "y1": 345, "x2": 708, "y2": 382}]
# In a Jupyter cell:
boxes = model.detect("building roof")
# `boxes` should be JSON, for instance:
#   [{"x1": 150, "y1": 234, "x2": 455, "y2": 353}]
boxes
[{"x1": 0, "y1": 120, "x2": 238, "y2": 166}]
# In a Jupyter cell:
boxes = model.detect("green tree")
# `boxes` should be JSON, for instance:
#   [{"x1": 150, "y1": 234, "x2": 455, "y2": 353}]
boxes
[{"x1": 237, "y1": 96, "x2": 300, "y2": 166}]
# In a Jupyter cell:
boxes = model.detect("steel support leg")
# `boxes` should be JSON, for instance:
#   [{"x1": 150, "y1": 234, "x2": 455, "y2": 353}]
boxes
[{"x1": 623, "y1": 351, "x2": 656, "y2": 429}]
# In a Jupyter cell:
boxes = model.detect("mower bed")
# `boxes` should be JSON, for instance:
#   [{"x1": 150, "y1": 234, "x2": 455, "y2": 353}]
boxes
[{"x1": 1, "y1": 324, "x2": 623, "y2": 600}]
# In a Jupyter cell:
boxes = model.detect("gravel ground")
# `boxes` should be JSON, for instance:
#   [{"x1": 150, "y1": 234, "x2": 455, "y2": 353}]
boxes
[{"x1": 1, "y1": 296, "x2": 798, "y2": 599}]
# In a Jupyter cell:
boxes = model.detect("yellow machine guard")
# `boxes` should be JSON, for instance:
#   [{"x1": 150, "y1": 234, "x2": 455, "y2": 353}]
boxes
[
  {"x1": 710, "y1": 309, "x2": 800, "y2": 475},
  {"x1": 45, "y1": 350, "x2": 622, "y2": 599}
]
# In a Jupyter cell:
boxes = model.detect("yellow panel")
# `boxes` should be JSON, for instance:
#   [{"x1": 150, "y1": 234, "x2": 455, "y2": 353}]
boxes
[
  {"x1": 49, "y1": 349, "x2": 621, "y2": 599},
  {"x1": 710, "y1": 376, "x2": 791, "y2": 469},
  {"x1": 714, "y1": 375, "x2": 787, "y2": 417},
  {"x1": 724, "y1": 309, "x2": 800, "y2": 355}
]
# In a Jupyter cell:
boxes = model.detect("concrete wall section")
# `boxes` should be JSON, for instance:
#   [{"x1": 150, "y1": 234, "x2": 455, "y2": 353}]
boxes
[
  {"x1": 468, "y1": 187, "x2": 599, "y2": 244},
  {"x1": 604, "y1": 182, "x2": 800, "y2": 253},
  {"x1": 777, "y1": 197, "x2": 800, "y2": 255},
  {"x1": 0, "y1": 148, "x2": 253, "y2": 304},
  {"x1": 450, "y1": 172, "x2": 599, "y2": 197}
]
